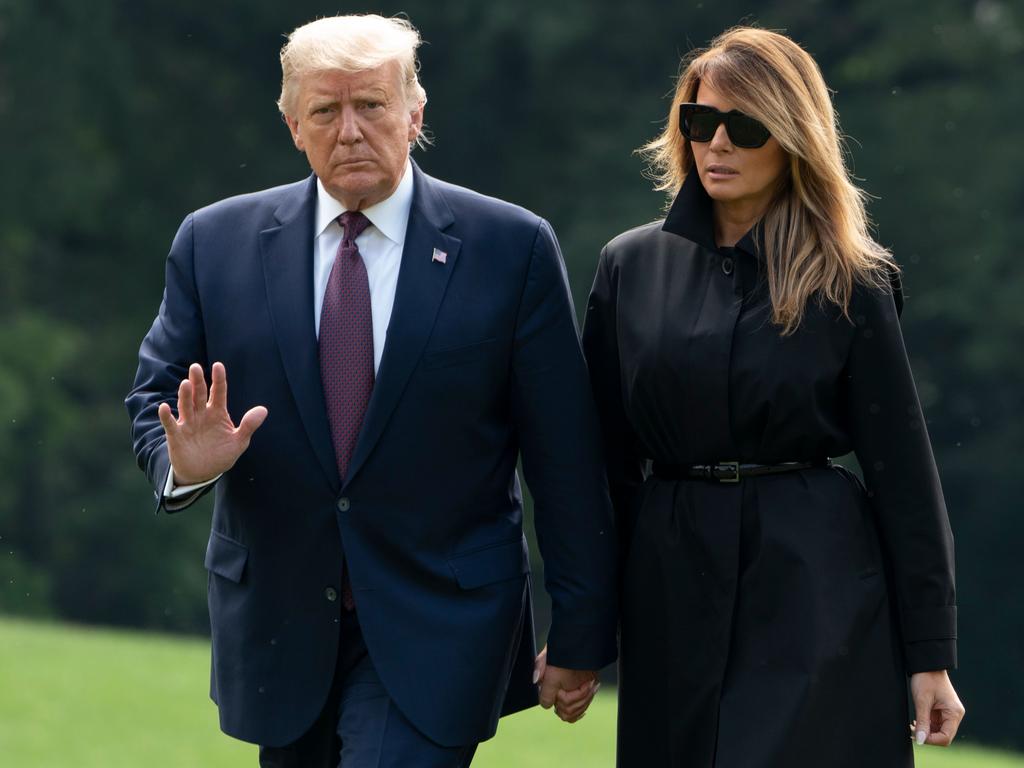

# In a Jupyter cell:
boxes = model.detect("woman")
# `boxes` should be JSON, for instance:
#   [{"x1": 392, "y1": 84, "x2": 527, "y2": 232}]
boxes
[{"x1": 582, "y1": 28, "x2": 965, "y2": 767}]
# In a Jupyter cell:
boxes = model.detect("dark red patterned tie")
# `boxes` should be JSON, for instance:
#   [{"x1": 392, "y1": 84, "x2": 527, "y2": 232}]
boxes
[
  {"x1": 320, "y1": 210, "x2": 374, "y2": 482},
  {"x1": 319, "y1": 211, "x2": 373, "y2": 612}
]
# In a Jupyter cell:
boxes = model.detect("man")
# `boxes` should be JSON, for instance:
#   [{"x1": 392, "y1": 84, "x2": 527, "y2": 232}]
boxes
[{"x1": 126, "y1": 14, "x2": 617, "y2": 768}]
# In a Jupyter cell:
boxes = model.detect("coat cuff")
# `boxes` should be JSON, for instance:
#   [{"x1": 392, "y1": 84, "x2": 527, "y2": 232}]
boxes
[
  {"x1": 544, "y1": 620, "x2": 618, "y2": 671},
  {"x1": 900, "y1": 604, "x2": 957, "y2": 642},
  {"x1": 901, "y1": 605, "x2": 957, "y2": 672},
  {"x1": 905, "y1": 639, "x2": 957, "y2": 673}
]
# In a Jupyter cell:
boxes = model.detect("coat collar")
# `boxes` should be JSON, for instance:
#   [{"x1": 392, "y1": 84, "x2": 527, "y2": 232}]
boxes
[
  {"x1": 260, "y1": 175, "x2": 339, "y2": 491},
  {"x1": 313, "y1": 161, "x2": 415, "y2": 245},
  {"x1": 661, "y1": 170, "x2": 763, "y2": 258},
  {"x1": 661, "y1": 171, "x2": 905, "y2": 316}
]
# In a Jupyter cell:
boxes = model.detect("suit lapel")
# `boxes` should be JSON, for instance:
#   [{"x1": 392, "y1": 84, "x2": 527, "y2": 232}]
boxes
[
  {"x1": 344, "y1": 164, "x2": 461, "y2": 487},
  {"x1": 259, "y1": 175, "x2": 341, "y2": 492}
]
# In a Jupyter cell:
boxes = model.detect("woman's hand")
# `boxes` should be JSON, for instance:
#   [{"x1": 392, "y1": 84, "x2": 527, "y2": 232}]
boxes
[{"x1": 910, "y1": 670, "x2": 965, "y2": 746}]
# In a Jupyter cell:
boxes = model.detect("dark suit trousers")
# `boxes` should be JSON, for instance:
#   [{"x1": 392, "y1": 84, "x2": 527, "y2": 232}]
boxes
[{"x1": 258, "y1": 611, "x2": 478, "y2": 768}]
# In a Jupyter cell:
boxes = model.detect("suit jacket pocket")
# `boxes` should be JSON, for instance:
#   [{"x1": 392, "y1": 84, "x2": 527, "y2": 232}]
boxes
[
  {"x1": 205, "y1": 530, "x2": 249, "y2": 583},
  {"x1": 420, "y1": 338, "x2": 496, "y2": 370},
  {"x1": 447, "y1": 537, "x2": 529, "y2": 590}
]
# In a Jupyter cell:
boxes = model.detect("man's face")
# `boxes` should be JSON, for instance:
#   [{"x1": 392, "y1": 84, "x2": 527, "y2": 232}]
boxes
[{"x1": 285, "y1": 61, "x2": 423, "y2": 210}]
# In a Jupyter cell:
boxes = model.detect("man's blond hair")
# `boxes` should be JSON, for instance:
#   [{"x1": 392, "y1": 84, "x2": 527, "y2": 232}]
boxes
[{"x1": 278, "y1": 15, "x2": 427, "y2": 137}]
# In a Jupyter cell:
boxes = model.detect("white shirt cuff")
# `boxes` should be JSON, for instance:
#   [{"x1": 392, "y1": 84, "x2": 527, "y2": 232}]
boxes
[{"x1": 163, "y1": 465, "x2": 222, "y2": 510}]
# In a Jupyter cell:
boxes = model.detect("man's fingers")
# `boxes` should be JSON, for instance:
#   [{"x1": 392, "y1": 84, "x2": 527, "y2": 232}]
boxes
[
  {"x1": 178, "y1": 378, "x2": 194, "y2": 422},
  {"x1": 558, "y1": 707, "x2": 587, "y2": 724},
  {"x1": 157, "y1": 402, "x2": 178, "y2": 434},
  {"x1": 189, "y1": 363, "x2": 208, "y2": 411},
  {"x1": 556, "y1": 692, "x2": 595, "y2": 719},
  {"x1": 557, "y1": 681, "x2": 596, "y2": 706},
  {"x1": 561, "y1": 684, "x2": 598, "y2": 709},
  {"x1": 209, "y1": 362, "x2": 228, "y2": 411},
  {"x1": 557, "y1": 701, "x2": 590, "y2": 721},
  {"x1": 555, "y1": 681, "x2": 599, "y2": 722},
  {"x1": 236, "y1": 406, "x2": 269, "y2": 440}
]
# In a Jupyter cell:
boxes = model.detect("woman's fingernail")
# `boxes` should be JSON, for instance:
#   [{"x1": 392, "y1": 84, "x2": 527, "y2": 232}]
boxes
[
  {"x1": 532, "y1": 669, "x2": 540, "y2": 684},
  {"x1": 916, "y1": 730, "x2": 927, "y2": 745}
]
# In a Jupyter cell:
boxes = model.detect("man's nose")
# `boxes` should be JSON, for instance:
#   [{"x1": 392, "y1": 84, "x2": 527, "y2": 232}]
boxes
[
  {"x1": 708, "y1": 122, "x2": 732, "y2": 152},
  {"x1": 337, "y1": 107, "x2": 362, "y2": 144}
]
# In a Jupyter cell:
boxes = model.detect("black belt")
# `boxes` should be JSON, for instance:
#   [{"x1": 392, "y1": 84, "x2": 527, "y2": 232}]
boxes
[{"x1": 652, "y1": 459, "x2": 831, "y2": 484}]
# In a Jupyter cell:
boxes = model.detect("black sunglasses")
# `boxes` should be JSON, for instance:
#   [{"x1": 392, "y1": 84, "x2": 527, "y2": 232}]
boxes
[{"x1": 678, "y1": 103, "x2": 772, "y2": 149}]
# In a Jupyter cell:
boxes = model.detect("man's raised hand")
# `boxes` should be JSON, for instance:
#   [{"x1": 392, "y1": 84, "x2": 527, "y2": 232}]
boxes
[{"x1": 157, "y1": 362, "x2": 268, "y2": 485}]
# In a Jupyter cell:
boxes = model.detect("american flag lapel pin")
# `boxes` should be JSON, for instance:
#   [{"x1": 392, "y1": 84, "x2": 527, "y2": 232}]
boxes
[{"x1": 431, "y1": 247, "x2": 447, "y2": 265}]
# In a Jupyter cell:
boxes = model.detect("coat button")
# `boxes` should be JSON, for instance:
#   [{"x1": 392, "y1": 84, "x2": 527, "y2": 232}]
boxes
[
  {"x1": 337, "y1": 497, "x2": 350, "y2": 512},
  {"x1": 721, "y1": 256, "x2": 734, "y2": 275},
  {"x1": 324, "y1": 587, "x2": 338, "y2": 602}
]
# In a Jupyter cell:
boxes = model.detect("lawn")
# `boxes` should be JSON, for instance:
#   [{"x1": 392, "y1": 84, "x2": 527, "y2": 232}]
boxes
[{"x1": 0, "y1": 617, "x2": 1017, "y2": 767}]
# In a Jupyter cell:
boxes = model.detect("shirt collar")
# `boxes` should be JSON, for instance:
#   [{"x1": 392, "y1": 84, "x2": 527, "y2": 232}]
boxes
[
  {"x1": 661, "y1": 169, "x2": 763, "y2": 258},
  {"x1": 314, "y1": 160, "x2": 414, "y2": 245}
]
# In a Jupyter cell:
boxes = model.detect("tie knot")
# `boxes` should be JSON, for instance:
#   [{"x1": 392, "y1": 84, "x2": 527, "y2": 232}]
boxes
[{"x1": 339, "y1": 211, "x2": 371, "y2": 245}]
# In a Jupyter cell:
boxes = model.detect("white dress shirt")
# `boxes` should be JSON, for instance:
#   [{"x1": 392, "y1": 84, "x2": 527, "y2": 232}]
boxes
[{"x1": 164, "y1": 162, "x2": 415, "y2": 505}]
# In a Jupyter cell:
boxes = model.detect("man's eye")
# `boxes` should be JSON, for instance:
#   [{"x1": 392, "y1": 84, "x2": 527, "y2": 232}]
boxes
[
  {"x1": 363, "y1": 102, "x2": 382, "y2": 110},
  {"x1": 312, "y1": 106, "x2": 334, "y2": 115}
]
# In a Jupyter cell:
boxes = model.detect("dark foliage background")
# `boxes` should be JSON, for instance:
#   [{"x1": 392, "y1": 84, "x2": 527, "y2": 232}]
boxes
[{"x1": 1, "y1": 0, "x2": 1021, "y2": 750}]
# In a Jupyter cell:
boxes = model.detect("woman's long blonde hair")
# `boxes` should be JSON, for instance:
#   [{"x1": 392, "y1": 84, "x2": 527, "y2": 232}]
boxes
[{"x1": 641, "y1": 27, "x2": 895, "y2": 334}]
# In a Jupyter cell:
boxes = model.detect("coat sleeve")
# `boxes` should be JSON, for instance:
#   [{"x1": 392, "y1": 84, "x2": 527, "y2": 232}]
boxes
[
  {"x1": 581, "y1": 249, "x2": 647, "y2": 562},
  {"x1": 124, "y1": 213, "x2": 214, "y2": 513},
  {"x1": 511, "y1": 218, "x2": 619, "y2": 671},
  {"x1": 843, "y1": 278, "x2": 957, "y2": 673}
]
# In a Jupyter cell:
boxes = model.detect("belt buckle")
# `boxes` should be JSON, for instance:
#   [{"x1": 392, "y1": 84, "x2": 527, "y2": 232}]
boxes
[{"x1": 716, "y1": 461, "x2": 741, "y2": 483}]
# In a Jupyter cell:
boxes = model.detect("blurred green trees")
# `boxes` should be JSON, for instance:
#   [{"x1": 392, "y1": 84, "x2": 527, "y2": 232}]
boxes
[{"x1": 0, "y1": 0, "x2": 1021, "y2": 750}]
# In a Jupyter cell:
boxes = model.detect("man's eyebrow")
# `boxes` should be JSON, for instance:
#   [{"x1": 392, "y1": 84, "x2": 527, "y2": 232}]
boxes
[
  {"x1": 306, "y1": 86, "x2": 390, "y2": 104},
  {"x1": 353, "y1": 87, "x2": 389, "y2": 100},
  {"x1": 308, "y1": 97, "x2": 338, "y2": 105},
  {"x1": 304, "y1": 99, "x2": 338, "y2": 114}
]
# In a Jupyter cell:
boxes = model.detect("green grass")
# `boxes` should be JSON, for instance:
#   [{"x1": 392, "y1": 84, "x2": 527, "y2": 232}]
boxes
[{"x1": 0, "y1": 616, "x2": 1018, "y2": 767}]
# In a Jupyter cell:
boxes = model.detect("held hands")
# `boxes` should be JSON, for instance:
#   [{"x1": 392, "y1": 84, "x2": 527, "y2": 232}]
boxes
[
  {"x1": 534, "y1": 645, "x2": 600, "y2": 724},
  {"x1": 910, "y1": 670, "x2": 965, "y2": 747},
  {"x1": 157, "y1": 362, "x2": 268, "y2": 485}
]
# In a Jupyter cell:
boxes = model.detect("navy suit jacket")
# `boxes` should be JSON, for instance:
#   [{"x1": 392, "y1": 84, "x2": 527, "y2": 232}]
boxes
[{"x1": 126, "y1": 162, "x2": 618, "y2": 748}]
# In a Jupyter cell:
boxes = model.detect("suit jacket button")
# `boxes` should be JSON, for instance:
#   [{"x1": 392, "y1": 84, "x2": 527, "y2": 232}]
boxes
[
  {"x1": 721, "y1": 256, "x2": 734, "y2": 275},
  {"x1": 337, "y1": 497, "x2": 350, "y2": 512},
  {"x1": 324, "y1": 587, "x2": 338, "y2": 602}
]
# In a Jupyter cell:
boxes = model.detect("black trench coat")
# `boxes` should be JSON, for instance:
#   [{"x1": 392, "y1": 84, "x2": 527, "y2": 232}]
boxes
[{"x1": 582, "y1": 173, "x2": 957, "y2": 768}]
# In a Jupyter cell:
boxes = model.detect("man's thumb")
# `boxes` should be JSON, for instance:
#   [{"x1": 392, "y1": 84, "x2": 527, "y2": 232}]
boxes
[{"x1": 238, "y1": 406, "x2": 269, "y2": 438}]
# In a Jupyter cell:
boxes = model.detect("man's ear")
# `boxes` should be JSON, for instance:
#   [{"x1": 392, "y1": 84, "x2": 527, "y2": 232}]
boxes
[
  {"x1": 408, "y1": 104, "x2": 425, "y2": 143},
  {"x1": 284, "y1": 113, "x2": 305, "y2": 152}
]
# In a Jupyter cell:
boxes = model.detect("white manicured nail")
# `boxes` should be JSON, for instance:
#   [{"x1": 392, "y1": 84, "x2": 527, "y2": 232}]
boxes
[
  {"x1": 916, "y1": 730, "x2": 927, "y2": 745},
  {"x1": 532, "y1": 669, "x2": 540, "y2": 684}
]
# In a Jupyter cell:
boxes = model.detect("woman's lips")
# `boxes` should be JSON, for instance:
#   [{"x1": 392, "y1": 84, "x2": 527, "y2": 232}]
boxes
[{"x1": 706, "y1": 164, "x2": 739, "y2": 179}]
